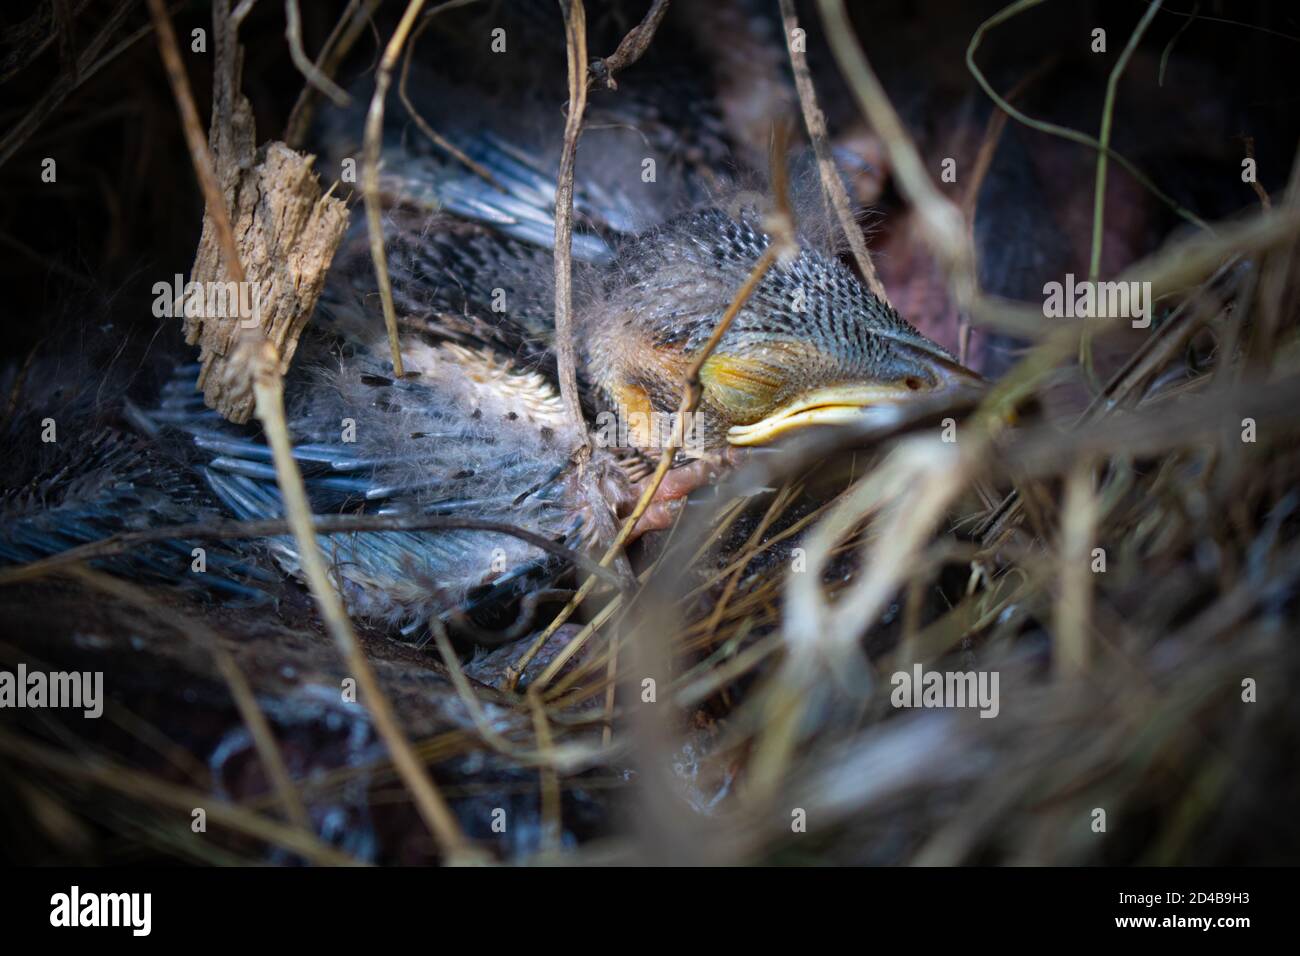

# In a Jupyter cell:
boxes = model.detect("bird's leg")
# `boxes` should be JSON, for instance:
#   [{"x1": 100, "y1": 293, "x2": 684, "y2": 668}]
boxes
[{"x1": 622, "y1": 448, "x2": 747, "y2": 539}]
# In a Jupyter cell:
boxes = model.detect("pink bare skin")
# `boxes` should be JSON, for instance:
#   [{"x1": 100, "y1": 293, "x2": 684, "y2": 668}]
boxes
[{"x1": 620, "y1": 448, "x2": 748, "y2": 540}]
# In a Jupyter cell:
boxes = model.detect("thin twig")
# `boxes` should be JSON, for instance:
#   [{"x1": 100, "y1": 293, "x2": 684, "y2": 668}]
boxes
[
  {"x1": 285, "y1": 0, "x2": 383, "y2": 148},
  {"x1": 1242, "y1": 136, "x2": 1273, "y2": 211},
  {"x1": 778, "y1": 0, "x2": 888, "y2": 303},
  {"x1": 362, "y1": 0, "x2": 433, "y2": 378},
  {"x1": 817, "y1": 0, "x2": 977, "y2": 311},
  {"x1": 1082, "y1": 0, "x2": 1164, "y2": 383},
  {"x1": 553, "y1": 0, "x2": 593, "y2": 452},
  {"x1": 231, "y1": 0, "x2": 259, "y2": 26},
  {"x1": 397, "y1": 0, "x2": 501, "y2": 189},
  {"x1": 1081, "y1": 1, "x2": 1164, "y2": 387},
  {"x1": 284, "y1": 0, "x2": 352, "y2": 109},
  {"x1": 1158, "y1": 2, "x2": 1198, "y2": 87},
  {"x1": 249, "y1": 338, "x2": 478, "y2": 862},
  {"x1": 146, "y1": 0, "x2": 245, "y2": 285},
  {"x1": 588, "y1": 0, "x2": 671, "y2": 90},
  {"x1": 543, "y1": 0, "x2": 676, "y2": 477},
  {"x1": 1090, "y1": 0, "x2": 1163, "y2": 280}
]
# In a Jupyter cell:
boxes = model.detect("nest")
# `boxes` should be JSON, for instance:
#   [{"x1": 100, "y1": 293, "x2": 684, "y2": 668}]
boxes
[{"x1": 1, "y1": 0, "x2": 1298, "y2": 865}]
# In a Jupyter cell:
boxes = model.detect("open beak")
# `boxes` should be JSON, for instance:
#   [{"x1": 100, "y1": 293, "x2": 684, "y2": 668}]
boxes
[{"x1": 725, "y1": 347, "x2": 986, "y2": 446}]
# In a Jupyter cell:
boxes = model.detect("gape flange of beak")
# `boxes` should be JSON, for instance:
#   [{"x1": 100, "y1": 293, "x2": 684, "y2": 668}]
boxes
[{"x1": 725, "y1": 350, "x2": 987, "y2": 446}]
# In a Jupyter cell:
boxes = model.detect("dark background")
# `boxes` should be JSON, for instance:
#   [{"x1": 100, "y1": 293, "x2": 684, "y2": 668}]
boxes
[{"x1": 1, "y1": 0, "x2": 1298, "y2": 362}]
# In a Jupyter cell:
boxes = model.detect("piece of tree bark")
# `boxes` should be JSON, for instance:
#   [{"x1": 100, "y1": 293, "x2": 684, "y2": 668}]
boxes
[
  {"x1": 185, "y1": 123, "x2": 348, "y2": 424},
  {"x1": 178, "y1": 3, "x2": 348, "y2": 424}
]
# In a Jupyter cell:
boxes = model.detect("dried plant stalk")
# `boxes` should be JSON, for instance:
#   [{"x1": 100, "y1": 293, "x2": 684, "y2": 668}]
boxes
[
  {"x1": 552, "y1": 0, "x2": 593, "y2": 451},
  {"x1": 250, "y1": 339, "x2": 479, "y2": 863},
  {"x1": 778, "y1": 0, "x2": 888, "y2": 303}
]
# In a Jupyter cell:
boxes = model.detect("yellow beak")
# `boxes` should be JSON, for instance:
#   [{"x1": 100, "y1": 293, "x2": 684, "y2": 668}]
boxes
[{"x1": 725, "y1": 351, "x2": 986, "y2": 446}]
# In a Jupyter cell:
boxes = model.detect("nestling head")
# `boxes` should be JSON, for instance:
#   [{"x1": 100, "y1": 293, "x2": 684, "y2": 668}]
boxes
[{"x1": 581, "y1": 206, "x2": 986, "y2": 454}]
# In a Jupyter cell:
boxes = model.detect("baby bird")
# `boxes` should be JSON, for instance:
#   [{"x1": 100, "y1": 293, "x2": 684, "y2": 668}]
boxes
[
  {"x1": 583, "y1": 205, "x2": 984, "y2": 453},
  {"x1": 153, "y1": 162, "x2": 981, "y2": 641},
  {"x1": 0, "y1": 1, "x2": 983, "y2": 645}
]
